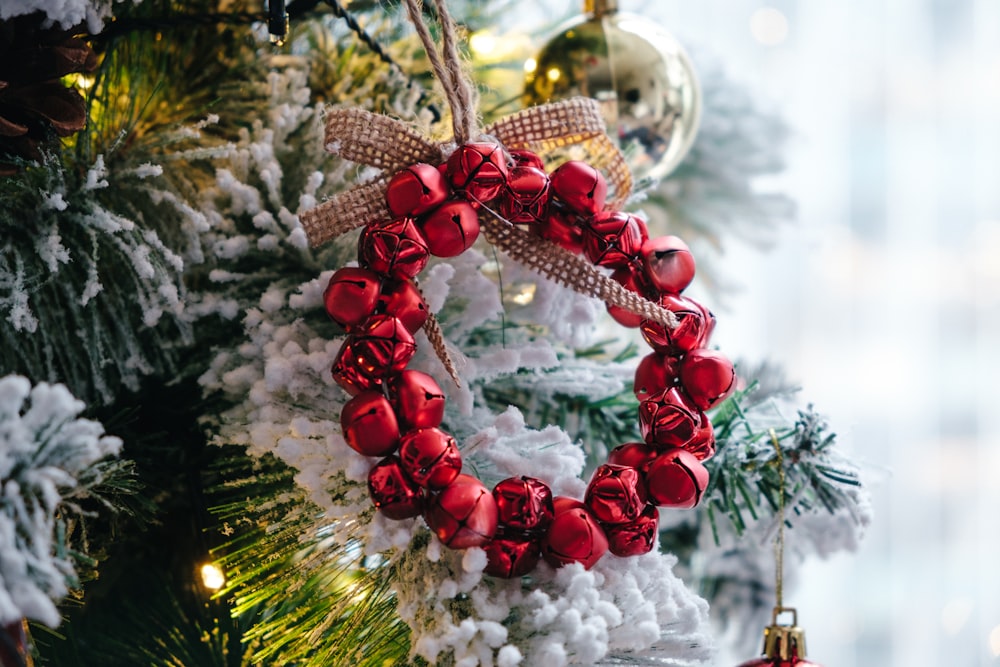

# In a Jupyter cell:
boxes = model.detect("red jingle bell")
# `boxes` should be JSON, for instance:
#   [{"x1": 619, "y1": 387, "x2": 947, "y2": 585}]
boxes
[
  {"x1": 492, "y1": 476, "x2": 555, "y2": 531},
  {"x1": 509, "y1": 149, "x2": 545, "y2": 170},
  {"x1": 584, "y1": 464, "x2": 648, "y2": 525},
  {"x1": 351, "y1": 315, "x2": 416, "y2": 379},
  {"x1": 324, "y1": 267, "x2": 382, "y2": 329},
  {"x1": 425, "y1": 474, "x2": 499, "y2": 548},
  {"x1": 398, "y1": 427, "x2": 463, "y2": 489},
  {"x1": 736, "y1": 659, "x2": 823, "y2": 667},
  {"x1": 641, "y1": 235, "x2": 696, "y2": 294},
  {"x1": 541, "y1": 503, "x2": 609, "y2": 569},
  {"x1": 386, "y1": 163, "x2": 450, "y2": 217},
  {"x1": 634, "y1": 352, "x2": 682, "y2": 401},
  {"x1": 1, "y1": 620, "x2": 29, "y2": 667},
  {"x1": 340, "y1": 391, "x2": 400, "y2": 457},
  {"x1": 606, "y1": 266, "x2": 648, "y2": 328},
  {"x1": 551, "y1": 495, "x2": 586, "y2": 514},
  {"x1": 684, "y1": 419, "x2": 716, "y2": 460},
  {"x1": 538, "y1": 208, "x2": 585, "y2": 253},
  {"x1": 549, "y1": 160, "x2": 608, "y2": 215},
  {"x1": 645, "y1": 447, "x2": 709, "y2": 508},
  {"x1": 368, "y1": 456, "x2": 424, "y2": 519},
  {"x1": 419, "y1": 200, "x2": 480, "y2": 257},
  {"x1": 607, "y1": 441, "x2": 659, "y2": 470},
  {"x1": 483, "y1": 530, "x2": 541, "y2": 578},
  {"x1": 605, "y1": 503, "x2": 659, "y2": 557},
  {"x1": 679, "y1": 349, "x2": 736, "y2": 411},
  {"x1": 583, "y1": 211, "x2": 648, "y2": 268},
  {"x1": 639, "y1": 293, "x2": 714, "y2": 354},
  {"x1": 358, "y1": 217, "x2": 430, "y2": 280},
  {"x1": 376, "y1": 279, "x2": 428, "y2": 334},
  {"x1": 500, "y1": 165, "x2": 550, "y2": 225},
  {"x1": 445, "y1": 142, "x2": 508, "y2": 204},
  {"x1": 638, "y1": 387, "x2": 703, "y2": 449},
  {"x1": 332, "y1": 339, "x2": 381, "y2": 396},
  {"x1": 390, "y1": 370, "x2": 446, "y2": 429}
]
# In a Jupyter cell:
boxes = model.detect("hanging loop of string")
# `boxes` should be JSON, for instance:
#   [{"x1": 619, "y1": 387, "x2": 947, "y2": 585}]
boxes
[
  {"x1": 769, "y1": 427, "x2": 786, "y2": 609},
  {"x1": 401, "y1": 0, "x2": 477, "y2": 143}
]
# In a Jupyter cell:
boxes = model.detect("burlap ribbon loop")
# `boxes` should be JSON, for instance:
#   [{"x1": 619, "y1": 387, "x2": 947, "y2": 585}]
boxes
[
  {"x1": 299, "y1": 98, "x2": 633, "y2": 247},
  {"x1": 323, "y1": 107, "x2": 443, "y2": 173}
]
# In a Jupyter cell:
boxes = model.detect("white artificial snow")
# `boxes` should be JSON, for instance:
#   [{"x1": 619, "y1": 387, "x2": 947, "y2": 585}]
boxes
[
  {"x1": 0, "y1": 0, "x2": 131, "y2": 31},
  {"x1": 0, "y1": 375, "x2": 121, "y2": 627}
]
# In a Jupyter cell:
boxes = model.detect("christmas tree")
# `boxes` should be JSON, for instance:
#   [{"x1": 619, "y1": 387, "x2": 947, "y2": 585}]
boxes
[{"x1": 0, "y1": 1, "x2": 869, "y2": 665}]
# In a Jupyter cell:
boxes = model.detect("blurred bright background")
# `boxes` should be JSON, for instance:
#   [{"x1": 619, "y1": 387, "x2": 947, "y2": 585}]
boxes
[{"x1": 511, "y1": 1, "x2": 1000, "y2": 665}]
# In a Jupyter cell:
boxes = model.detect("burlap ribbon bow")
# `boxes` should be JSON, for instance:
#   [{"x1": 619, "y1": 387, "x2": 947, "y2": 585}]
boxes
[
  {"x1": 299, "y1": 97, "x2": 678, "y2": 322},
  {"x1": 298, "y1": 0, "x2": 677, "y2": 385}
]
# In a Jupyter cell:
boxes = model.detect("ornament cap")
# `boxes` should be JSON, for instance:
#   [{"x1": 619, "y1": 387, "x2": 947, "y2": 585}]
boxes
[
  {"x1": 762, "y1": 606, "x2": 808, "y2": 661},
  {"x1": 584, "y1": 0, "x2": 618, "y2": 17}
]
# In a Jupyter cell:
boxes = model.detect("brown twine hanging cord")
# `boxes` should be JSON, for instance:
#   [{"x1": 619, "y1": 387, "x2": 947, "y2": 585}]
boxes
[{"x1": 298, "y1": 0, "x2": 678, "y2": 382}]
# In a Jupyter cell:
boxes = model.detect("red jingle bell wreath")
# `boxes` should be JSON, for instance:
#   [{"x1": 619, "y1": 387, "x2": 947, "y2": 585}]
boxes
[{"x1": 299, "y1": 0, "x2": 735, "y2": 579}]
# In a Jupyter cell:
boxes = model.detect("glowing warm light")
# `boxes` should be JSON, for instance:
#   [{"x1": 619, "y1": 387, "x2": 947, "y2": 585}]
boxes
[
  {"x1": 524, "y1": 57, "x2": 537, "y2": 74},
  {"x1": 941, "y1": 597, "x2": 974, "y2": 636},
  {"x1": 200, "y1": 563, "x2": 226, "y2": 590},
  {"x1": 510, "y1": 284, "x2": 536, "y2": 306},
  {"x1": 750, "y1": 7, "x2": 789, "y2": 46},
  {"x1": 990, "y1": 625, "x2": 1000, "y2": 657},
  {"x1": 469, "y1": 31, "x2": 497, "y2": 57},
  {"x1": 73, "y1": 74, "x2": 95, "y2": 91},
  {"x1": 546, "y1": 67, "x2": 561, "y2": 83}
]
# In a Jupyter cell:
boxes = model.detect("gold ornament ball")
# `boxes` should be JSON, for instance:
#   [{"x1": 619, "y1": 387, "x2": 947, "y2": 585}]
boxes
[{"x1": 523, "y1": 0, "x2": 701, "y2": 182}]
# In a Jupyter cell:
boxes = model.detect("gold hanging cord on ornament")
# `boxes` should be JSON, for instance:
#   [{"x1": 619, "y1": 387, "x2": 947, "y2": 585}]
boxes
[
  {"x1": 764, "y1": 428, "x2": 808, "y2": 660},
  {"x1": 736, "y1": 428, "x2": 822, "y2": 667}
]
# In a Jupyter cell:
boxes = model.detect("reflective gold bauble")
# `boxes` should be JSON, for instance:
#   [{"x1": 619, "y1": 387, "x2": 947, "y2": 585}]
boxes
[{"x1": 523, "y1": 0, "x2": 701, "y2": 182}]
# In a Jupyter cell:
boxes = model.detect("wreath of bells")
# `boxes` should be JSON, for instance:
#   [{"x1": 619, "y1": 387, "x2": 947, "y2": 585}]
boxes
[{"x1": 319, "y1": 140, "x2": 735, "y2": 577}]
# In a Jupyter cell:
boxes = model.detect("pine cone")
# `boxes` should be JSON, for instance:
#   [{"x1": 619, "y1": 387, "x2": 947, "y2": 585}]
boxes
[{"x1": 0, "y1": 12, "x2": 97, "y2": 175}]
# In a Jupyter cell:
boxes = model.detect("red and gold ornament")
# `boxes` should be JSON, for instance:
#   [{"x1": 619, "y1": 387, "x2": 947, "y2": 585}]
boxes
[{"x1": 735, "y1": 607, "x2": 824, "y2": 667}]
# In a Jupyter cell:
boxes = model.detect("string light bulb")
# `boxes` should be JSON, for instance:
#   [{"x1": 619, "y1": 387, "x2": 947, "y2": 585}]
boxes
[{"x1": 200, "y1": 563, "x2": 226, "y2": 591}]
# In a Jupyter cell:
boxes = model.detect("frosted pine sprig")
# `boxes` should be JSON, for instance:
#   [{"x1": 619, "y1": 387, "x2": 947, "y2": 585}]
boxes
[{"x1": 0, "y1": 375, "x2": 122, "y2": 627}]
